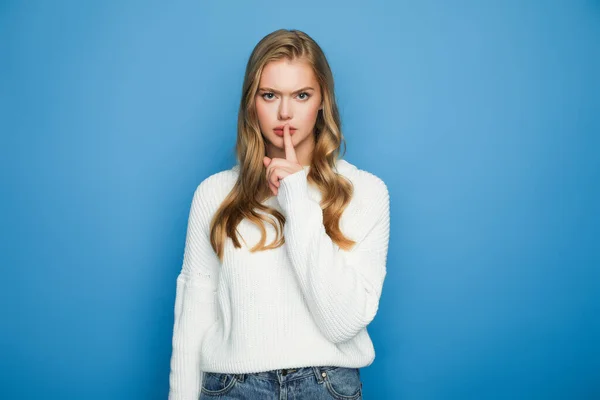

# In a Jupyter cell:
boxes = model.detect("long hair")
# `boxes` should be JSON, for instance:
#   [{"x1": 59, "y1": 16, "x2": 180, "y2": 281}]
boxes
[{"x1": 209, "y1": 29, "x2": 356, "y2": 261}]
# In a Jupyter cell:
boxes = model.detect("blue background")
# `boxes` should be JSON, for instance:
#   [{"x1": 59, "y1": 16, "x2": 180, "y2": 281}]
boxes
[{"x1": 1, "y1": 1, "x2": 599, "y2": 399}]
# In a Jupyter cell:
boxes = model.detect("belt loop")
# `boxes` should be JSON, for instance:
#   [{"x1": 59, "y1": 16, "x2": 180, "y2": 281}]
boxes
[
  {"x1": 312, "y1": 366, "x2": 325, "y2": 384},
  {"x1": 235, "y1": 373, "x2": 245, "y2": 382}
]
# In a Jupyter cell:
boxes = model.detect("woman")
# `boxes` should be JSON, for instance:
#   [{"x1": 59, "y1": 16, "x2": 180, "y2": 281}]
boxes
[{"x1": 169, "y1": 28, "x2": 390, "y2": 400}]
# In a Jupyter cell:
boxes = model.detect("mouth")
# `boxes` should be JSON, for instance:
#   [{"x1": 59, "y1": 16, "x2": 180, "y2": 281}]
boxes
[{"x1": 273, "y1": 127, "x2": 297, "y2": 136}]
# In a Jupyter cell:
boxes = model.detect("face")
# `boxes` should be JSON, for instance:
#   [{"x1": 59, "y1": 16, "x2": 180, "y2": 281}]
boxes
[{"x1": 255, "y1": 58, "x2": 323, "y2": 163}]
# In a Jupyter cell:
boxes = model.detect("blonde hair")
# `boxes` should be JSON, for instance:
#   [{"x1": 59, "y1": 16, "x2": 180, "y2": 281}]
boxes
[{"x1": 209, "y1": 29, "x2": 356, "y2": 261}]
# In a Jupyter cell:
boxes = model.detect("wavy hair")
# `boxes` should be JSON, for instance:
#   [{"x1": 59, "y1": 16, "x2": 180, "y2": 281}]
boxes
[{"x1": 209, "y1": 29, "x2": 356, "y2": 261}]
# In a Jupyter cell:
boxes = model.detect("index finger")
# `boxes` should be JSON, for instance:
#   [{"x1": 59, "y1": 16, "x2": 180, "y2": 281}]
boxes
[{"x1": 283, "y1": 124, "x2": 298, "y2": 163}]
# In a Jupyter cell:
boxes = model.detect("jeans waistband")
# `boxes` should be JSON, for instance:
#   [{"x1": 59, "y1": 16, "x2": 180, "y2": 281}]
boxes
[{"x1": 232, "y1": 366, "x2": 341, "y2": 383}]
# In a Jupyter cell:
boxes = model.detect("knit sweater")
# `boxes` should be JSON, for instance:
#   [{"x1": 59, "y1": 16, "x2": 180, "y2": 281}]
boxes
[{"x1": 168, "y1": 158, "x2": 390, "y2": 400}]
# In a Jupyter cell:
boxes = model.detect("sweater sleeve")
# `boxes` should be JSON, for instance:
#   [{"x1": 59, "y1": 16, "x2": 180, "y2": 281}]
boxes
[
  {"x1": 276, "y1": 168, "x2": 390, "y2": 344},
  {"x1": 169, "y1": 180, "x2": 220, "y2": 400}
]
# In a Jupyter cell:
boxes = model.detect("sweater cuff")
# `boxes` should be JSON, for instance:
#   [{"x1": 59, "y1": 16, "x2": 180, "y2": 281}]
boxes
[{"x1": 277, "y1": 168, "x2": 311, "y2": 216}]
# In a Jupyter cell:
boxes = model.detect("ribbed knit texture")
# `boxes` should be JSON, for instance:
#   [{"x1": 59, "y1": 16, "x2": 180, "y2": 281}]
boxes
[{"x1": 168, "y1": 159, "x2": 390, "y2": 400}]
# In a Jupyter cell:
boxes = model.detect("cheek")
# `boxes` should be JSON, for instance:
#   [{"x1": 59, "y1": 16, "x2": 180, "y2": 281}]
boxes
[
  {"x1": 302, "y1": 106, "x2": 320, "y2": 123},
  {"x1": 255, "y1": 101, "x2": 270, "y2": 125}
]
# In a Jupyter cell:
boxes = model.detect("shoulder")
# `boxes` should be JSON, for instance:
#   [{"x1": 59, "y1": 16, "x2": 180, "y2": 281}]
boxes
[
  {"x1": 196, "y1": 166, "x2": 238, "y2": 197},
  {"x1": 334, "y1": 159, "x2": 390, "y2": 240},
  {"x1": 336, "y1": 159, "x2": 389, "y2": 207},
  {"x1": 190, "y1": 166, "x2": 238, "y2": 223}
]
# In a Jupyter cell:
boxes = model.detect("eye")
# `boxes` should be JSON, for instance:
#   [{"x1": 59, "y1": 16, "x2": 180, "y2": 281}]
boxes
[{"x1": 260, "y1": 91, "x2": 311, "y2": 101}]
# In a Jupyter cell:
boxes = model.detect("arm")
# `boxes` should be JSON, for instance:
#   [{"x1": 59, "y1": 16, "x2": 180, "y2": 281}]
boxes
[
  {"x1": 276, "y1": 169, "x2": 390, "y2": 343},
  {"x1": 169, "y1": 181, "x2": 220, "y2": 400}
]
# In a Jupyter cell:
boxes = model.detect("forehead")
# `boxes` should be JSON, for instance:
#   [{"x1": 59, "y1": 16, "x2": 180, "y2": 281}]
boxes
[{"x1": 259, "y1": 58, "x2": 317, "y2": 89}]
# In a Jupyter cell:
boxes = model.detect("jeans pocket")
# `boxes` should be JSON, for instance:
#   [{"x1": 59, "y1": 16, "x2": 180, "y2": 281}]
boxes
[
  {"x1": 323, "y1": 367, "x2": 362, "y2": 400},
  {"x1": 200, "y1": 372, "x2": 238, "y2": 396}
]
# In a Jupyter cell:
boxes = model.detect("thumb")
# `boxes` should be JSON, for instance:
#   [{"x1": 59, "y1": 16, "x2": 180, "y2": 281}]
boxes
[{"x1": 263, "y1": 156, "x2": 271, "y2": 167}]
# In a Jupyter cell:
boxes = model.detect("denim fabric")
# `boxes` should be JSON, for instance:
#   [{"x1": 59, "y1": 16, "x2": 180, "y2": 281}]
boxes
[{"x1": 199, "y1": 366, "x2": 363, "y2": 399}]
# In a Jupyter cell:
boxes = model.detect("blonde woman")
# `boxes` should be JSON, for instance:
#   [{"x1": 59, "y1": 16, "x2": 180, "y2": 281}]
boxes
[{"x1": 168, "y1": 29, "x2": 390, "y2": 400}]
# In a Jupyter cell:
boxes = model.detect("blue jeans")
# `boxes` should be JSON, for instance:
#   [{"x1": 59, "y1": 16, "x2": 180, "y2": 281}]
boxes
[{"x1": 199, "y1": 366, "x2": 363, "y2": 399}]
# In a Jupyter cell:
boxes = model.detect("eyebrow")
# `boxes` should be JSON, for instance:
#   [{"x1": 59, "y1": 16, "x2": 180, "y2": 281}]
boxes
[{"x1": 258, "y1": 86, "x2": 315, "y2": 95}]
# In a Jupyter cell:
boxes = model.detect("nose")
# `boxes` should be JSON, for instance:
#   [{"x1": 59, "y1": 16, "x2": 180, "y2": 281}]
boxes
[{"x1": 278, "y1": 97, "x2": 292, "y2": 121}]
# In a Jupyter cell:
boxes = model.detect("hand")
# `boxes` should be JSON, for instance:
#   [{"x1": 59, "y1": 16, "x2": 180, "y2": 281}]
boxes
[{"x1": 263, "y1": 124, "x2": 303, "y2": 196}]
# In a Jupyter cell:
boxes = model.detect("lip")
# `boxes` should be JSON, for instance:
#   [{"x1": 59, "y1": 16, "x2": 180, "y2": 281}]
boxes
[
  {"x1": 273, "y1": 126, "x2": 297, "y2": 136},
  {"x1": 274, "y1": 125, "x2": 297, "y2": 130}
]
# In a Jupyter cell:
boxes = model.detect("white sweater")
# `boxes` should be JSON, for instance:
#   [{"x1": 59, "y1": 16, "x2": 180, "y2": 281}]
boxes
[{"x1": 168, "y1": 159, "x2": 390, "y2": 400}]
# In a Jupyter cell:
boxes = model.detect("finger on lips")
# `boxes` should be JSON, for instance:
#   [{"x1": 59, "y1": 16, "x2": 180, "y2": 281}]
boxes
[
  {"x1": 264, "y1": 124, "x2": 299, "y2": 195},
  {"x1": 283, "y1": 124, "x2": 298, "y2": 163}
]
